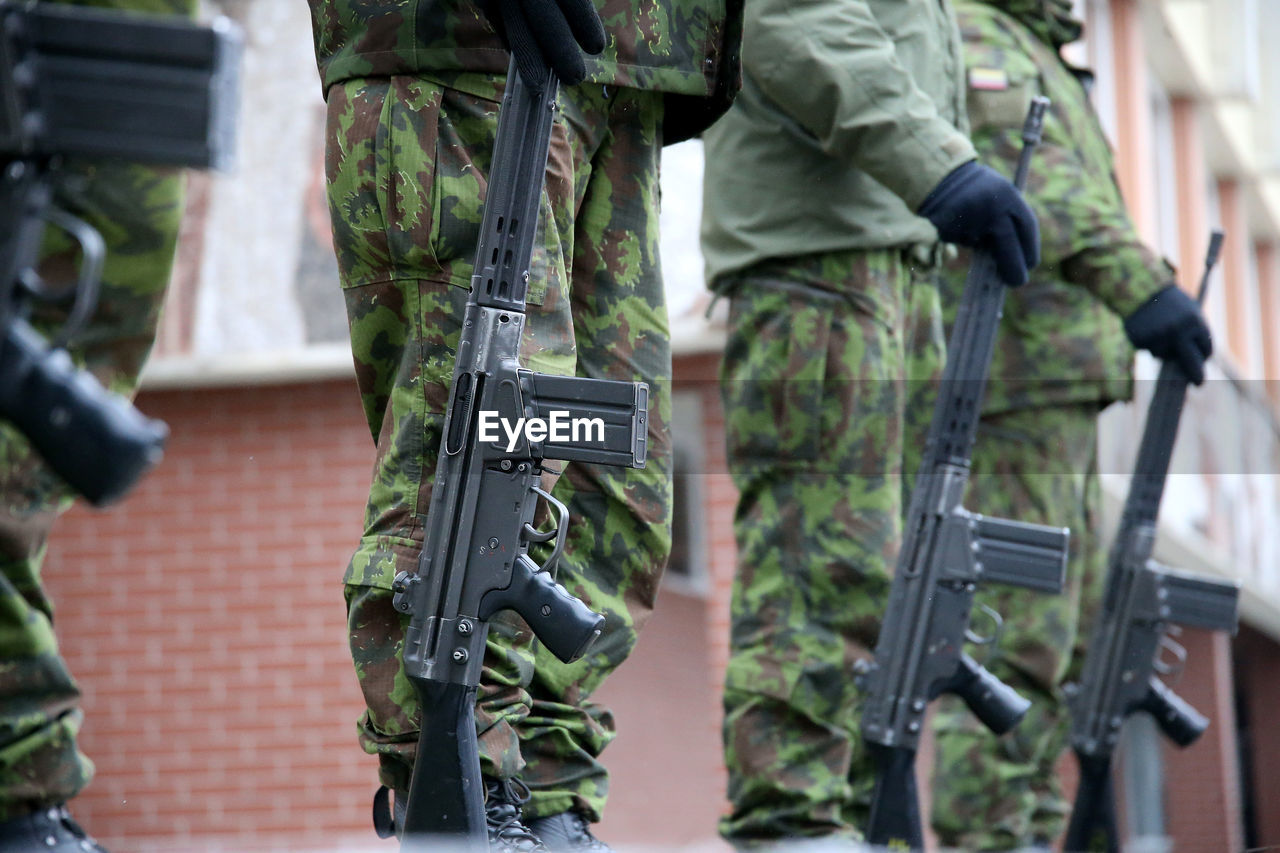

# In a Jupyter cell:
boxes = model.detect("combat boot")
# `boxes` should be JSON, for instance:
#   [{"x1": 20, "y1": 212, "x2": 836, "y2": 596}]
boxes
[
  {"x1": 484, "y1": 777, "x2": 546, "y2": 852},
  {"x1": 371, "y1": 778, "x2": 547, "y2": 851},
  {"x1": 0, "y1": 804, "x2": 109, "y2": 852},
  {"x1": 525, "y1": 811, "x2": 614, "y2": 853}
]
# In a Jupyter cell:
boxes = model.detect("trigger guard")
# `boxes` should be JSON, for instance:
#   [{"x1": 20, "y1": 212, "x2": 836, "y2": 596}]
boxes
[
  {"x1": 524, "y1": 485, "x2": 569, "y2": 577},
  {"x1": 964, "y1": 603, "x2": 1004, "y2": 660},
  {"x1": 1154, "y1": 633, "x2": 1188, "y2": 678},
  {"x1": 40, "y1": 206, "x2": 106, "y2": 348}
]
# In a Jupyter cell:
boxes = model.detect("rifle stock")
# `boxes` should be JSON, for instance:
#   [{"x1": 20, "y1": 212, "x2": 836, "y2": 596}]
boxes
[
  {"x1": 1063, "y1": 753, "x2": 1119, "y2": 853},
  {"x1": 400, "y1": 682, "x2": 487, "y2": 851},
  {"x1": 866, "y1": 743, "x2": 924, "y2": 850}
]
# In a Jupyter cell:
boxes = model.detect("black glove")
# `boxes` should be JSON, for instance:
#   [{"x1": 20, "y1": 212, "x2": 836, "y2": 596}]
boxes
[
  {"x1": 479, "y1": 0, "x2": 606, "y2": 92},
  {"x1": 917, "y1": 160, "x2": 1041, "y2": 287},
  {"x1": 1123, "y1": 284, "x2": 1213, "y2": 384}
]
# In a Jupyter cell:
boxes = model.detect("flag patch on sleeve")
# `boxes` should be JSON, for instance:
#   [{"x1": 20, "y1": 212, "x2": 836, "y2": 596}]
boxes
[{"x1": 969, "y1": 67, "x2": 1009, "y2": 90}]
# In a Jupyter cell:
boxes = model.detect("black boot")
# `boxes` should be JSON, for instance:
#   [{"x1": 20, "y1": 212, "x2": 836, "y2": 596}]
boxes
[
  {"x1": 373, "y1": 778, "x2": 547, "y2": 851},
  {"x1": 0, "y1": 804, "x2": 109, "y2": 852},
  {"x1": 485, "y1": 778, "x2": 546, "y2": 853},
  {"x1": 524, "y1": 811, "x2": 614, "y2": 853}
]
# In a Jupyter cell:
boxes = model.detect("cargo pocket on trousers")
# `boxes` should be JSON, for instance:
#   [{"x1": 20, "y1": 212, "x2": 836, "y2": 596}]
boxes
[
  {"x1": 381, "y1": 78, "x2": 448, "y2": 280},
  {"x1": 721, "y1": 288, "x2": 833, "y2": 466}
]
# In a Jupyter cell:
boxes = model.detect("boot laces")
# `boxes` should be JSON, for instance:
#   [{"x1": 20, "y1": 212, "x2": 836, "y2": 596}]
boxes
[{"x1": 485, "y1": 778, "x2": 544, "y2": 852}]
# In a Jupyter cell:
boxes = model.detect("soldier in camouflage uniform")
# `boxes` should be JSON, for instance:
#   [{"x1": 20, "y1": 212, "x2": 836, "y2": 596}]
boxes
[
  {"x1": 305, "y1": 1, "x2": 741, "y2": 848},
  {"x1": 0, "y1": 2, "x2": 193, "y2": 849},
  {"x1": 927, "y1": 1, "x2": 1214, "y2": 848},
  {"x1": 699, "y1": 0, "x2": 1040, "y2": 845}
]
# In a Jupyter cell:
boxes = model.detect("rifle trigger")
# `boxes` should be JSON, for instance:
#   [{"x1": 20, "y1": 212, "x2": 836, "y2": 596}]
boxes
[{"x1": 522, "y1": 522, "x2": 555, "y2": 543}]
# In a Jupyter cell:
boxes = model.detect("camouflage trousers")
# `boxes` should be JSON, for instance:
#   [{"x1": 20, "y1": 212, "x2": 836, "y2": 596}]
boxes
[
  {"x1": 0, "y1": 160, "x2": 184, "y2": 820},
  {"x1": 930, "y1": 403, "x2": 1105, "y2": 850},
  {"x1": 717, "y1": 247, "x2": 946, "y2": 843},
  {"x1": 323, "y1": 73, "x2": 671, "y2": 821}
]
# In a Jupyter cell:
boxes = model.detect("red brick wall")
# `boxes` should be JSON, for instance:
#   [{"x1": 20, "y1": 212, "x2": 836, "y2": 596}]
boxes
[
  {"x1": 591, "y1": 589, "x2": 725, "y2": 846},
  {"x1": 46, "y1": 380, "x2": 383, "y2": 851},
  {"x1": 675, "y1": 352, "x2": 737, "y2": 815},
  {"x1": 1161, "y1": 629, "x2": 1244, "y2": 853}
]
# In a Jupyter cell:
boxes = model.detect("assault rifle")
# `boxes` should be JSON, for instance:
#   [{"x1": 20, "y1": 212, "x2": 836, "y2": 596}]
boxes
[
  {"x1": 1063, "y1": 231, "x2": 1238, "y2": 853},
  {"x1": 0, "y1": 2, "x2": 240, "y2": 504},
  {"x1": 856, "y1": 97, "x2": 1069, "y2": 849},
  {"x1": 388, "y1": 56, "x2": 648, "y2": 848}
]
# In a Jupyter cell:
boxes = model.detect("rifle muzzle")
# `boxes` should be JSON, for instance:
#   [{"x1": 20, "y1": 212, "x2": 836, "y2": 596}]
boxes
[{"x1": 0, "y1": 317, "x2": 167, "y2": 505}]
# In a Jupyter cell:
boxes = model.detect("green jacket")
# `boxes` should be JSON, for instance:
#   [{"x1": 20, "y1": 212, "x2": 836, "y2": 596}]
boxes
[
  {"x1": 947, "y1": 0, "x2": 1172, "y2": 414},
  {"x1": 307, "y1": 0, "x2": 743, "y2": 143},
  {"x1": 700, "y1": 0, "x2": 977, "y2": 286}
]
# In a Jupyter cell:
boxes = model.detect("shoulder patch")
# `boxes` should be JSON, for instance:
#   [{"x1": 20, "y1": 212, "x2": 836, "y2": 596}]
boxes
[{"x1": 969, "y1": 67, "x2": 1010, "y2": 90}]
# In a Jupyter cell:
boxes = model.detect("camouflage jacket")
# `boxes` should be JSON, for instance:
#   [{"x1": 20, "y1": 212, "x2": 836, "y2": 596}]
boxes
[
  {"x1": 307, "y1": 0, "x2": 743, "y2": 144},
  {"x1": 700, "y1": 0, "x2": 977, "y2": 286},
  {"x1": 945, "y1": 0, "x2": 1173, "y2": 414}
]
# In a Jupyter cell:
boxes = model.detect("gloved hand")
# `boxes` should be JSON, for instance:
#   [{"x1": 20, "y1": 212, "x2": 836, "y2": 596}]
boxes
[
  {"x1": 479, "y1": 0, "x2": 606, "y2": 92},
  {"x1": 917, "y1": 160, "x2": 1041, "y2": 287},
  {"x1": 1123, "y1": 284, "x2": 1213, "y2": 384}
]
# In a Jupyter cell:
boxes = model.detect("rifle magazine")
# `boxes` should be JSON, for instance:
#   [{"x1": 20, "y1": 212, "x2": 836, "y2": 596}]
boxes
[
  {"x1": 973, "y1": 514, "x2": 1069, "y2": 593},
  {"x1": 528, "y1": 372, "x2": 648, "y2": 467},
  {"x1": 1147, "y1": 562, "x2": 1240, "y2": 633}
]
